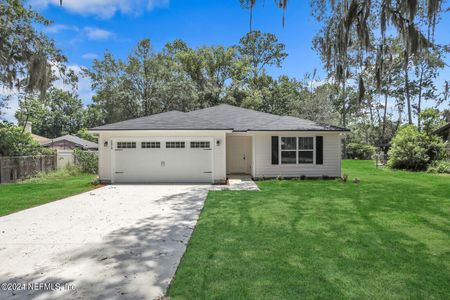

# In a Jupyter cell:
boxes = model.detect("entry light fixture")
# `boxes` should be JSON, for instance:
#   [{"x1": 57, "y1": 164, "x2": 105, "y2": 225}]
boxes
[
  {"x1": 104, "y1": 140, "x2": 108, "y2": 147},
  {"x1": 216, "y1": 139, "x2": 221, "y2": 146}
]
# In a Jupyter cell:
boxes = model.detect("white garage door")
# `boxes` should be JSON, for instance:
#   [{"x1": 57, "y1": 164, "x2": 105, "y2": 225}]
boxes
[{"x1": 112, "y1": 138, "x2": 213, "y2": 183}]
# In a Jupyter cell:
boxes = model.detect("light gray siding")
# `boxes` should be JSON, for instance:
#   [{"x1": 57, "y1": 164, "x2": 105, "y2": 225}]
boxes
[{"x1": 253, "y1": 131, "x2": 343, "y2": 178}]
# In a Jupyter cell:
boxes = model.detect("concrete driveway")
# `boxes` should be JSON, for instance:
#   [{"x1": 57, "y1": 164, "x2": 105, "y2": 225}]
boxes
[{"x1": 0, "y1": 184, "x2": 210, "y2": 300}]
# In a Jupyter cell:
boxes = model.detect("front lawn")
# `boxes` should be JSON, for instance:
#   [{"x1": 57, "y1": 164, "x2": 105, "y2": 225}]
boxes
[
  {"x1": 169, "y1": 160, "x2": 450, "y2": 299},
  {"x1": 0, "y1": 171, "x2": 96, "y2": 216}
]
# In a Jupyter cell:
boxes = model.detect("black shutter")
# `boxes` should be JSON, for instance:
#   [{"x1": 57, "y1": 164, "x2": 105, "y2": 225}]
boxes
[
  {"x1": 271, "y1": 136, "x2": 279, "y2": 165},
  {"x1": 316, "y1": 136, "x2": 323, "y2": 164}
]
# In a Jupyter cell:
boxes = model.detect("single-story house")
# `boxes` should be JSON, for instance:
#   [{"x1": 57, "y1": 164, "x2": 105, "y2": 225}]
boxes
[
  {"x1": 42, "y1": 135, "x2": 98, "y2": 150},
  {"x1": 90, "y1": 104, "x2": 349, "y2": 184},
  {"x1": 433, "y1": 122, "x2": 450, "y2": 156}
]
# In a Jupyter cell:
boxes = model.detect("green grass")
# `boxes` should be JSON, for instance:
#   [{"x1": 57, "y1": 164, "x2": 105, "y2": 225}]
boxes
[
  {"x1": 168, "y1": 160, "x2": 450, "y2": 300},
  {"x1": 0, "y1": 171, "x2": 96, "y2": 216}
]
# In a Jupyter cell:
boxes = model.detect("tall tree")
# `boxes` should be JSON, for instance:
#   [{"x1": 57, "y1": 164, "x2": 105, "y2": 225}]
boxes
[
  {"x1": 238, "y1": 30, "x2": 288, "y2": 77},
  {"x1": 0, "y1": 0, "x2": 73, "y2": 116},
  {"x1": 412, "y1": 46, "x2": 447, "y2": 128},
  {"x1": 15, "y1": 88, "x2": 84, "y2": 138},
  {"x1": 241, "y1": 0, "x2": 445, "y2": 128}
]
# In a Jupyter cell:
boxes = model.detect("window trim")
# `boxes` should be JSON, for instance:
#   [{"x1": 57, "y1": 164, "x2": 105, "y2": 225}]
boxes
[
  {"x1": 141, "y1": 141, "x2": 161, "y2": 149},
  {"x1": 190, "y1": 141, "x2": 211, "y2": 149},
  {"x1": 279, "y1": 136, "x2": 316, "y2": 165},
  {"x1": 116, "y1": 141, "x2": 136, "y2": 149},
  {"x1": 298, "y1": 137, "x2": 314, "y2": 164},
  {"x1": 280, "y1": 137, "x2": 297, "y2": 164},
  {"x1": 165, "y1": 141, "x2": 186, "y2": 149}
]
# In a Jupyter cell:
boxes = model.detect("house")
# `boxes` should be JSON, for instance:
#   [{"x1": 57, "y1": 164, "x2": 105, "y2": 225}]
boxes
[
  {"x1": 42, "y1": 135, "x2": 98, "y2": 150},
  {"x1": 90, "y1": 104, "x2": 349, "y2": 184},
  {"x1": 433, "y1": 122, "x2": 450, "y2": 156}
]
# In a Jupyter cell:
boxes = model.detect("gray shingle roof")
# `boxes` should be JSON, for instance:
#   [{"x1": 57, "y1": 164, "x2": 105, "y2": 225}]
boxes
[
  {"x1": 42, "y1": 135, "x2": 98, "y2": 149},
  {"x1": 91, "y1": 111, "x2": 231, "y2": 131},
  {"x1": 91, "y1": 104, "x2": 349, "y2": 132},
  {"x1": 433, "y1": 122, "x2": 450, "y2": 136},
  {"x1": 187, "y1": 105, "x2": 349, "y2": 131}
]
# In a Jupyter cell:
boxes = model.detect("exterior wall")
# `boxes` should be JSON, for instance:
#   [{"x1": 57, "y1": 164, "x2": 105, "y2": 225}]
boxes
[
  {"x1": 56, "y1": 150, "x2": 74, "y2": 169},
  {"x1": 96, "y1": 130, "x2": 228, "y2": 183},
  {"x1": 252, "y1": 131, "x2": 343, "y2": 178}
]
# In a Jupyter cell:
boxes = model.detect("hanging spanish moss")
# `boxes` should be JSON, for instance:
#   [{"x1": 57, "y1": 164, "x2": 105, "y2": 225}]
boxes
[{"x1": 240, "y1": 0, "x2": 443, "y2": 121}]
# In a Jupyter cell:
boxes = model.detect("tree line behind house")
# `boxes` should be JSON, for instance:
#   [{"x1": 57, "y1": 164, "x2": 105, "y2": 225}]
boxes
[{"x1": 0, "y1": 0, "x2": 449, "y2": 174}]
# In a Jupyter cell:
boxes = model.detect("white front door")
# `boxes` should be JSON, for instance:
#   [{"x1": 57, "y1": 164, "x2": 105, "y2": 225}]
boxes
[
  {"x1": 226, "y1": 136, "x2": 252, "y2": 174},
  {"x1": 112, "y1": 138, "x2": 213, "y2": 183}
]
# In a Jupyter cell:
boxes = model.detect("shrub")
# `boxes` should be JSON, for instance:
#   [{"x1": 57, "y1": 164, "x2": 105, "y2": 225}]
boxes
[
  {"x1": 73, "y1": 148, "x2": 98, "y2": 174},
  {"x1": 427, "y1": 160, "x2": 450, "y2": 174},
  {"x1": 387, "y1": 125, "x2": 447, "y2": 171},
  {"x1": 0, "y1": 123, "x2": 41, "y2": 156},
  {"x1": 347, "y1": 142, "x2": 376, "y2": 160}
]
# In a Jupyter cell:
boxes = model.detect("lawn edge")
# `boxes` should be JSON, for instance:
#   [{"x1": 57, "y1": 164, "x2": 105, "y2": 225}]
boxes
[{"x1": 0, "y1": 179, "x2": 102, "y2": 218}]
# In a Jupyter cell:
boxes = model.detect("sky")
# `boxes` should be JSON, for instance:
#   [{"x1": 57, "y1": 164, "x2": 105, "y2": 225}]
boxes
[{"x1": 3, "y1": 0, "x2": 450, "y2": 122}]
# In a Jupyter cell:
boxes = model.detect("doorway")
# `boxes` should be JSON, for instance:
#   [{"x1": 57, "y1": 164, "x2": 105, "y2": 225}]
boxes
[{"x1": 226, "y1": 136, "x2": 252, "y2": 174}]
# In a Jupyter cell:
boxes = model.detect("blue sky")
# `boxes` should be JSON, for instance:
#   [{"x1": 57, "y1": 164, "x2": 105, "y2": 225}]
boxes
[
  {"x1": 26, "y1": 0, "x2": 323, "y2": 105},
  {"x1": 3, "y1": 0, "x2": 449, "y2": 121}
]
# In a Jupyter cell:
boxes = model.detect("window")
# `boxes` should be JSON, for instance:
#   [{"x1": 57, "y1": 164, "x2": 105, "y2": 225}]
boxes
[
  {"x1": 166, "y1": 141, "x2": 185, "y2": 149},
  {"x1": 299, "y1": 137, "x2": 314, "y2": 150},
  {"x1": 142, "y1": 142, "x2": 160, "y2": 149},
  {"x1": 279, "y1": 137, "x2": 314, "y2": 164},
  {"x1": 190, "y1": 141, "x2": 210, "y2": 149},
  {"x1": 298, "y1": 151, "x2": 314, "y2": 163},
  {"x1": 298, "y1": 137, "x2": 314, "y2": 164},
  {"x1": 117, "y1": 142, "x2": 136, "y2": 149},
  {"x1": 281, "y1": 137, "x2": 297, "y2": 164}
]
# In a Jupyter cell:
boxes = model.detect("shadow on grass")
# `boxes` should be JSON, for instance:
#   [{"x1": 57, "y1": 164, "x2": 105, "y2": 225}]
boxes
[{"x1": 168, "y1": 164, "x2": 450, "y2": 299}]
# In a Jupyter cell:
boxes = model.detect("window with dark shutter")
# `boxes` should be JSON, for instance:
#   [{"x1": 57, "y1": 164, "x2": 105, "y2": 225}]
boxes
[
  {"x1": 271, "y1": 136, "x2": 279, "y2": 165},
  {"x1": 316, "y1": 136, "x2": 323, "y2": 164}
]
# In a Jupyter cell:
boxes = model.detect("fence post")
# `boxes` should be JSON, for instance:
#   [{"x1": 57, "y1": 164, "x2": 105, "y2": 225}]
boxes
[{"x1": 0, "y1": 157, "x2": 2, "y2": 184}]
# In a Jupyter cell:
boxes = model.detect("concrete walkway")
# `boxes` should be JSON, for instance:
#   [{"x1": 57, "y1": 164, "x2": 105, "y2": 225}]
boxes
[
  {"x1": 212, "y1": 175, "x2": 260, "y2": 191},
  {"x1": 0, "y1": 184, "x2": 210, "y2": 300}
]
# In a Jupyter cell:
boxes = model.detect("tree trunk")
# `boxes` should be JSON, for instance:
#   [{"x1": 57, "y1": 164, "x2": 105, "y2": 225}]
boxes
[
  {"x1": 21, "y1": 95, "x2": 30, "y2": 134},
  {"x1": 382, "y1": 92, "x2": 388, "y2": 144},
  {"x1": 404, "y1": 52, "x2": 413, "y2": 124},
  {"x1": 417, "y1": 62, "x2": 424, "y2": 129},
  {"x1": 341, "y1": 82, "x2": 348, "y2": 159}
]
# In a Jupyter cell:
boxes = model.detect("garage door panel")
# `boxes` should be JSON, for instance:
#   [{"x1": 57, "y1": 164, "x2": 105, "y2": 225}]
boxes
[{"x1": 113, "y1": 139, "x2": 213, "y2": 183}]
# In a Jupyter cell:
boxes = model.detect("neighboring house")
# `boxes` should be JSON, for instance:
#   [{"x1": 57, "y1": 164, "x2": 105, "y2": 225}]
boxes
[
  {"x1": 24, "y1": 122, "x2": 51, "y2": 145},
  {"x1": 42, "y1": 135, "x2": 98, "y2": 150},
  {"x1": 90, "y1": 104, "x2": 349, "y2": 184},
  {"x1": 433, "y1": 122, "x2": 450, "y2": 156}
]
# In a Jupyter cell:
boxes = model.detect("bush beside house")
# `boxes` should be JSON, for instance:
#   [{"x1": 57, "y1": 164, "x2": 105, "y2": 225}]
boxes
[{"x1": 73, "y1": 148, "x2": 98, "y2": 174}]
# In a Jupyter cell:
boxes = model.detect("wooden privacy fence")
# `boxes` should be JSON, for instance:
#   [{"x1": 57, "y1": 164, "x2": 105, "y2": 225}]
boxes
[{"x1": 0, "y1": 155, "x2": 56, "y2": 184}]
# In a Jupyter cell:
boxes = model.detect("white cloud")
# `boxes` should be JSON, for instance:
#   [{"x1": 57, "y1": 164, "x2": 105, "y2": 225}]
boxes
[
  {"x1": 45, "y1": 24, "x2": 79, "y2": 34},
  {"x1": 1, "y1": 88, "x2": 19, "y2": 124},
  {"x1": 30, "y1": 0, "x2": 169, "y2": 19},
  {"x1": 84, "y1": 27, "x2": 114, "y2": 41},
  {"x1": 82, "y1": 53, "x2": 98, "y2": 60}
]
